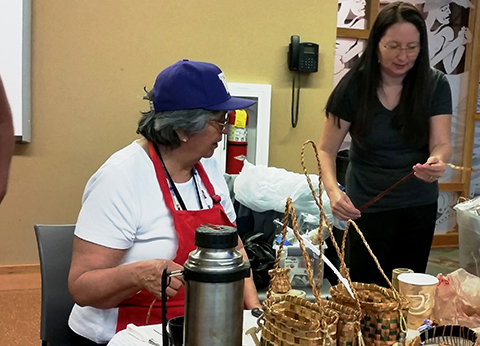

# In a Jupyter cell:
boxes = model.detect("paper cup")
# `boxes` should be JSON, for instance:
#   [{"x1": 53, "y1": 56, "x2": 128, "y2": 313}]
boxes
[{"x1": 398, "y1": 273, "x2": 438, "y2": 329}]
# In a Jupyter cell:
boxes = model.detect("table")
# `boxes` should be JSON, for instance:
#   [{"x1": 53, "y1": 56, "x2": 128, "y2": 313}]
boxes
[
  {"x1": 107, "y1": 310, "x2": 261, "y2": 346},
  {"x1": 106, "y1": 308, "x2": 435, "y2": 346},
  {"x1": 108, "y1": 281, "x2": 332, "y2": 346}
]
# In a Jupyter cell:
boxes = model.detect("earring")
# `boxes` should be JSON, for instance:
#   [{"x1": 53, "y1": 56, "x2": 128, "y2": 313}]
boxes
[{"x1": 181, "y1": 138, "x2": 187, "y2": 142}]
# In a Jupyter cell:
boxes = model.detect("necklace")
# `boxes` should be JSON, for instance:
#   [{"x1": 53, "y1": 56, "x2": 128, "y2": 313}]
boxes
[
  {"x1": 153, "y1": 143, "x2": 203, "y2": 211},
  {"x1": 193, "y1": 169, "x2": 213, "y2": 209}
]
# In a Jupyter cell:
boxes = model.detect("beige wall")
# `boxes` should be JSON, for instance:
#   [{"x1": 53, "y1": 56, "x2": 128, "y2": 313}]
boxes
[{"x1": 0, "y1": 0, "x2": 337, "y2": 265}]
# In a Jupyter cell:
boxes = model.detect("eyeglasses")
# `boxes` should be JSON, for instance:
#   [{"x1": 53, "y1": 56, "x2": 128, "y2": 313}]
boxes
[
  {"x1": 210, "y1": 117, "x2": 229, "y2": 132},
  {"x1": 382, "y1": 43, "x2": 420, "y2": 56}
]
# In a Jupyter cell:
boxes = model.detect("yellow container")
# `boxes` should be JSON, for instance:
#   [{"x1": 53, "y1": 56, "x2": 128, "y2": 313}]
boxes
[{"x1": 392, "y1": 268, "x2": 413, "y2": 291}]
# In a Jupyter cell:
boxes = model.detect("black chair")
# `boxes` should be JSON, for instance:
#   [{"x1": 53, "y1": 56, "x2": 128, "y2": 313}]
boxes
[{"x1": 34, "y1": 224, "x2": 76, "y2": 346}]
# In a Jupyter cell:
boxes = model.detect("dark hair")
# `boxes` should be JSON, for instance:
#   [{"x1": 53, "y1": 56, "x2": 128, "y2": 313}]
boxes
[
  {"x1": 326, "y1": 1, "x2": 432, "y2": 147},
  {"x1": 137, "y1": 89, "x2": 220, "y2": 149}
]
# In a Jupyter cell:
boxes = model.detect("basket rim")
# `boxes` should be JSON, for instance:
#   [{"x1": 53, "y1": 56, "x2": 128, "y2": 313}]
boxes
[
  {"x1": 330, "y1": 282, "x2": 410, "y2": 310},
  {"x1": 319, "y1": 299, "x2": 364, "y2": 321}
]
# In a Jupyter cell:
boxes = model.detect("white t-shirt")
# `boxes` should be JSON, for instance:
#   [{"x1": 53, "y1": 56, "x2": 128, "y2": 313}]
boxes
[{"x1": 68, "y1": 140, "x2": 235, "y2": 343}]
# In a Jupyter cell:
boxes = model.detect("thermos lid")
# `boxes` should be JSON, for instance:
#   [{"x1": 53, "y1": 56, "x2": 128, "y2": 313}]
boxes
[
  {"x1": 185, "y1": 225, "x2": 249, "y2": 283},
  {"x1": 195, "y1": 224, "x2": 238, "y2": 249}
]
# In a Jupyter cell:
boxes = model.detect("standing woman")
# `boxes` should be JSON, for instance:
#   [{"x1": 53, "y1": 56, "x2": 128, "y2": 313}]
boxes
[
  {"x1": 318, "y1": 2, "x2": 452, "y2": 286},
  {"x1": 68, "y1": 60, "x2": 261, "y2": 345}
]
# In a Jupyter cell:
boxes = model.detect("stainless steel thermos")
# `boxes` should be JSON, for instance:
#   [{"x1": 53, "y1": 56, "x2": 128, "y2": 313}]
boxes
[{"x1": 183, "y1": 225, "x2": 250, "y2": 346}]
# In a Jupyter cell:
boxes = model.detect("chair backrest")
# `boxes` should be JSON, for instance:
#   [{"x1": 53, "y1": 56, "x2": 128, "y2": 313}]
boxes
[{"x1": 34, "y1": 224, "x2": 76, "y2": 346}]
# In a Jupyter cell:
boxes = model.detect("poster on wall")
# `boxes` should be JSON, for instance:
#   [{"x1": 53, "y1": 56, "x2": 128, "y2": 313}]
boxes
[
  {"x1": 424, "y1": 0, "x2": 472, "y2": 233},
  {"x1": 335, "y1": 0, "x2": 367, "y2": 87},
  {"x1": 335, "y1": 0, "x2": 474, "y2": 233},
  {"x1": 335, "y1": 0, "x2": 369, "y2": 149}
]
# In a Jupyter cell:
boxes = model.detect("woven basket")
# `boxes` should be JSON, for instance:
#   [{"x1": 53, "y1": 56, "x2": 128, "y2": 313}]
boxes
[
  {"x1": 328, "y1": 220, "x2": 410, "y2": 346},
  {"x1": 319, "y1": 299, "x2": 364, "y2": 346},
  {"x1": 330, "y1": 281, "x2": 409, "y2": 346},
  {"x1": 406, "y1": 324, "x2": 479, "y2": 346},
  {"x1": 261, "y1": 295, "x2": 339, "y2": 346},
  {"x1": 259, "y1": 198, "x2": 339, "y2": 346},
  {"x1": 268, "y1": 267, "x2": 292, "y2": 294},
  {"x1": 300, "y1": 140, "x2": 365, "y2": 346},
  {"x1": 300, "y1": 140, "x2": 411, "y2": 346}
]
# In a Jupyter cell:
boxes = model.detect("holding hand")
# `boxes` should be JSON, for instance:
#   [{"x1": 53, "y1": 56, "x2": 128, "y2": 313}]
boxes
[
  {"x1": 329, "y1": 188, "x2": 361, "y2": 221},
  {"x1": 413, "y1": 156, "x2": 447, "y2": 182},
  {"x1": 136, "y1": 260, "x2": 185, "y2": 300}
]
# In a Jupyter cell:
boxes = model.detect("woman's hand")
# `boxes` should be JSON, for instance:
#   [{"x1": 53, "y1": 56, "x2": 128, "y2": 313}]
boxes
[
  {"x1": 329, "y1": 188, "x2": 361, "y2": 221},
  {"x1": 413, "y1": 156, "x2": 447, "y2": 183},
  {"x1": 317, "y1": 116, "x2": 358, "y2": 221},
  {"x1": 136, "y1": 259, "x2": 185, "y2": 300}
]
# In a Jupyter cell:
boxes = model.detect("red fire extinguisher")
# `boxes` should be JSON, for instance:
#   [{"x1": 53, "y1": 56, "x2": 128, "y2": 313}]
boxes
[{"x1": 226, "y1": 109, "x2": 248, "y2": 174}]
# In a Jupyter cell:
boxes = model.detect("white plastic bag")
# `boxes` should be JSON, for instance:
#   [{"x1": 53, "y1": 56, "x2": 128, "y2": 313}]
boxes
[
  {"x1": 433, "y1": 273, "x2": 457, "y2": 325},
  {"x1": 433, "y1": 268, "x2": 480, "y2": 328},
  {"x1": 234, "y1": 160, "x2": 333, "y2": 224},
  {"x1": 454, "y1": 196, "x2": 480, "y2": 276}
]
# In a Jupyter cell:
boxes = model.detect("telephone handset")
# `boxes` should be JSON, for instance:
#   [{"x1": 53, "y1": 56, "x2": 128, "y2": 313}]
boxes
[{"x1": 288, "y1": 35, "x2": 319, "y2": 72}]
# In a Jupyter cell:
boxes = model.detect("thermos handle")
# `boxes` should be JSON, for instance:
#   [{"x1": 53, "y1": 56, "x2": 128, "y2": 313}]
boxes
[
  {"x1": 244, "y1": 261, "x2": 251, "y2": 278},
  {"x1": 161, "y1": 267, "x2": 170, "y2": 346},
  {"x1": 161, "y1": 268, "x2": 185, "y2": 346}
]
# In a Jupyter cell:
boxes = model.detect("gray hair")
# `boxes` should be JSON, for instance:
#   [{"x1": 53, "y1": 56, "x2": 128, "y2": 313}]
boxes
[{"x1": 137, "y1": 89, "x2": 220, "y2": 149}]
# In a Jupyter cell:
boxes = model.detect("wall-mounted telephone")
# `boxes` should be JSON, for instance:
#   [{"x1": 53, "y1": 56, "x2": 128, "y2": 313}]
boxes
[{"x1": 288, "y1": 35, "x2": 319, "y2": 73}]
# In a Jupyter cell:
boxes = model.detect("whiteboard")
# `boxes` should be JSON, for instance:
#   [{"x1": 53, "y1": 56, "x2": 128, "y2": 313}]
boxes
[{"x1": 0, "y1": 0, "x2": 31, "y2": 142}]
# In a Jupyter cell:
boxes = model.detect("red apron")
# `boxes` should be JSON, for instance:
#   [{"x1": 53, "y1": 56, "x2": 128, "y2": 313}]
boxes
[{"x1": 115, "y1": 141, "x2": 235, "y2": 332}]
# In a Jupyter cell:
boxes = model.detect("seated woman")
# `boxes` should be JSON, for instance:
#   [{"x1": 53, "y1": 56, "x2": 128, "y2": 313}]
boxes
[{"x1": 67, "y1": 59, "x2": 262, "y2": 346}]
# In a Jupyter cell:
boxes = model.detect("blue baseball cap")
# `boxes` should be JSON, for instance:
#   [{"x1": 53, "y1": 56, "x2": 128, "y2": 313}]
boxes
[{"x1": 152, "y1": 59, "x2": 256, "y2": 112}]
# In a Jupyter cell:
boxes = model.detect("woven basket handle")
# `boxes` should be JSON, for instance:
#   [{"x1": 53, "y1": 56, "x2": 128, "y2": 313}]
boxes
[
  {"x1": 300, "y1": 140, "x2": 361, "y2": 310},
  {"x1": 268, "y1": 197, "x2": 321, "y2": 302},
  {"x1": 341, "y1": 219, "x2": 399, "y2": 294},
  {"x1": 299, "y1": 140, "x2": 327, "y2": 286},
  {"x1": 340, "y1": 221, "x2": 408, "y2": 333}
]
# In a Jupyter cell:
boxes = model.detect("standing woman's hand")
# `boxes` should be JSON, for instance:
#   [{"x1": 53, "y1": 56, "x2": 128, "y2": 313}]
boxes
[
  {"x1": 318, "y1": 115, "x2": 359, "y2": 221},
  {"x1": 329, "y1": 188, "x2": 361, "y2": 221},
  {"x1": 412, "y1": 156, "x2": 447, "y2": 183},
  {"x1": 422, "y1": 113, "x2": 451, "y2": 183}
]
